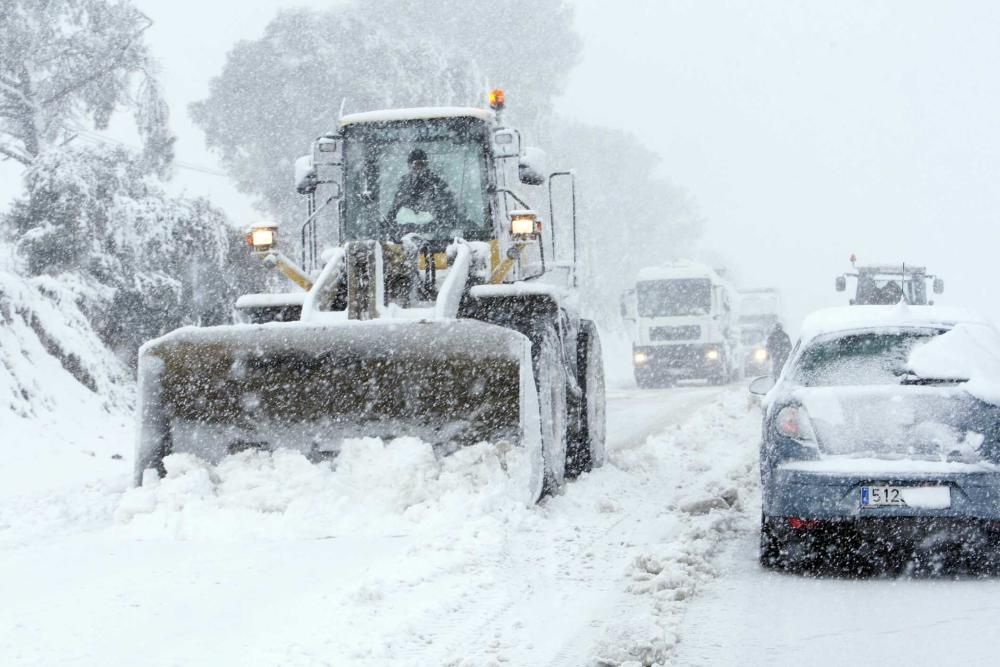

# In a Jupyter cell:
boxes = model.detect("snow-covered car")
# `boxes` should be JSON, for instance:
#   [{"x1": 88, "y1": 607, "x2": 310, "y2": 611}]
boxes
[{"x1": 749, "y1": 305, "x2": 1000, "y2": 571}]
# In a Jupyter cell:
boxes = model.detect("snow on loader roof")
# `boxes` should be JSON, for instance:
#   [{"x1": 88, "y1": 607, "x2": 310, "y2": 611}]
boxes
[{"x1": 339, "y1": 107, "x2": 495, "y2": 126}]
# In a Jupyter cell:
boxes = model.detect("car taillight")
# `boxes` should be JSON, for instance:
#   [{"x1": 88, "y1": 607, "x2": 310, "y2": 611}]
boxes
[{"x1": 773, "y1": 405, "x2": 815, "y2": 442}]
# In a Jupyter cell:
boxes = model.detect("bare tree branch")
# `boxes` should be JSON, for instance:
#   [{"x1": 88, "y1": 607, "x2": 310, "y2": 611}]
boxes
[
  {"x1": 0, "y1": 141, "x2": 31, "y2": 165},
  {"x1": 40, "y1": 17, "x2": 153, "y2": 107},
  {"x1": 0, "y1": 75, "x2": 34, "y2": 110}
]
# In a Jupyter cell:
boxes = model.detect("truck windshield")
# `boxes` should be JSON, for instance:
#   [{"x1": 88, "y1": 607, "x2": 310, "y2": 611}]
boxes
[
  {"x1": 342, "y1": 117, "x2": 491, "y2": 243},
  {"x1": 740, "y1": 293, "x2": 779, "y2": 317},
  {"x1": 637, "y1": 279, "x2": 711, "y2": 317},
  {"x1": 855, "y1": 274, "x2": 927, "y2": 305}
]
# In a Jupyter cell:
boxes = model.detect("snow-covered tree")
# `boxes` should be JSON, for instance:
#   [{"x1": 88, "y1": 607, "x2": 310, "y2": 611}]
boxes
[
  {"x1": 549, "y1": 119, "x2": 703, "y2": 321},
  {"x1": 3, "y1": 144, "x2": 265, "y2": 363},
  {"x1": 0, "y1": 0, "x2": 174, "y2": 175},
  {"x1": 190, "y1": 1, "x2": 581, "y2": 221}
]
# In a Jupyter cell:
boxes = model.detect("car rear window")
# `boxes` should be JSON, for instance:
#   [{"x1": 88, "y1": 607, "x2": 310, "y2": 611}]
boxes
[{"x1": 792, "y1": 329, "x2": 944, "y2": 386}]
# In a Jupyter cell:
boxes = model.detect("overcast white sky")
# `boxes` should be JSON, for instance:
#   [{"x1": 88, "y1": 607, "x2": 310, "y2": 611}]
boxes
[
  {"x1": 3, "y1": 0, "x2": 998, "y2": 330},
  {"x1": 559, "y1": 0, "x2": 1000, "y2": 329}
]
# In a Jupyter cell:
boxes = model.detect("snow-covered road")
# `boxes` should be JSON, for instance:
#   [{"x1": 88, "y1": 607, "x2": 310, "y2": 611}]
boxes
[
  {"x1": 10, "y1": 382, "x2": 997, "y2": 667},
  {"x1": 2, "y1": 383, "x2": 762, "y2": 666}
]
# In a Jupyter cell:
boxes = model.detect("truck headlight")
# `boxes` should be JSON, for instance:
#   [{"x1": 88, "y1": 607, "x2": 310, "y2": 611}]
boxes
[
  {"x1": 246, "y1": 224, "x2": 278, "y2": 255},
  {"x1": 633, "y1": 351, "x2": 649, "y2": 365},
  {"x1": 705, "y1": 348, "x2": 721, "y2": 361},
  {"x1": 753, "y1": 348, "x2": 768, "y2": 363},
  {"x1": 510, "y1": 210, "x2": 540, "y2": 239}
]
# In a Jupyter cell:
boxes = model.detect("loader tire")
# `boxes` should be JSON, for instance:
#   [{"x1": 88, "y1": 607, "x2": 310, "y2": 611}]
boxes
[
  {"x1": 566, "y1": 320, "x2": 606, "y2": 477},
  {"x1": 533, "y1": 325, "x2": 568, "y2": 497}
]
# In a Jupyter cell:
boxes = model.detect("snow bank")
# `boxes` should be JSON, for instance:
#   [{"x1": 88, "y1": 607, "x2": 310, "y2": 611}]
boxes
[
  {"x1": 590, "y1": 390, "x2": 759, "y2": 666},
  {"x1": 0, "y1": 267, "x2": 131, "y2": 418},
  {"x1": 0, "y1": 262, "x2": 134, "y2": 498},
  {"x1": 117, "y1": 437, "x2": 537, "y2": 540}
]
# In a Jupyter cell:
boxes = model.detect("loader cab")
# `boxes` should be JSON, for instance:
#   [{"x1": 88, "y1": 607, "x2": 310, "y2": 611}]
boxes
[
  {"x1": 294, "y1": 101, "x2": 575, "y2": 288},
  {"x1": 339, "y1": 114, "x2": 495, "y2": 245}
]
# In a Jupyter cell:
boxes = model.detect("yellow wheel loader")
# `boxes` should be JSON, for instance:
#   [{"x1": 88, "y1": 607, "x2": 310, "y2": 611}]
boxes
[{"x1": 135, "y1": 91, "x2": 605, "y2": 502}]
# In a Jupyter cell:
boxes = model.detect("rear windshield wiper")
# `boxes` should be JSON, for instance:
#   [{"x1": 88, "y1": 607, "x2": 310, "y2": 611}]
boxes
[{"x1": 898, "y1": 371, "x2": 968, "y2": 386}]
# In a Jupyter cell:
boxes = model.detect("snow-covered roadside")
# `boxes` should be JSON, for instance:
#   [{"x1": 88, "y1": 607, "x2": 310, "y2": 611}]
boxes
[
  {"x1": 0, "y1": 387, "x2": 760, "y2": 666},
  {"x1": 0, "y1": 264, "x2": 135, "y2": 546}
]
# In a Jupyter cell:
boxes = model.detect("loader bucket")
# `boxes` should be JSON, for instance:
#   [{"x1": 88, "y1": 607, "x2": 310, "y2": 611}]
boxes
[{"x1": 136, "y1": 319, "x2": 543, "y2": 498}]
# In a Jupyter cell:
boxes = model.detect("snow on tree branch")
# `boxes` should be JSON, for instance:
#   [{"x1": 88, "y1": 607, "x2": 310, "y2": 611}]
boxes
[{"x1": 0, "y1": 0, "x2": 173, "y2": 173}]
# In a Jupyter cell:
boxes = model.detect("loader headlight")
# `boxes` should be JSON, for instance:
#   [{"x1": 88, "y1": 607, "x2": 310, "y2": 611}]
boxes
[
  {"x1": 247, "y1": 224, "x2": 278, "y2": 255},
  {"x1": 633, "y1": 351, "x2": 649, "y2": 365},
  {"x1": 705, "y1": 348, "x2": 721, "y2": 362},
  {"x1": 753, "y1": 348, "x2": 768, "y2": 362},
  {"x1": 510, "y1": 210, "x2": 541, "y2": 239}
]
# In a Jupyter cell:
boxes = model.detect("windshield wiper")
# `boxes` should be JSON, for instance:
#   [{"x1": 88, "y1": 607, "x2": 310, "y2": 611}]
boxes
[{"x1": 898, "y1": 371, "x2": 968, "y2": 386}]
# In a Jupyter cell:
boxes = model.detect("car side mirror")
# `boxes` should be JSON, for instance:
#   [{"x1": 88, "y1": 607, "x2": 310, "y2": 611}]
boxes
[
  {"x1": 933, "y1": 278, "x2": 944, "y2": 294},
  {"x1": 748, "y1": 375, "x2": 775, "y2": 395},
  {"x1": 835, "y1": 276, "x2": 846, "y2": 292}
]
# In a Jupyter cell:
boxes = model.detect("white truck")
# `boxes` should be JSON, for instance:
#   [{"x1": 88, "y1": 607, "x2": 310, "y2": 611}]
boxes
[
  {"x1": 736, "y1": 287, "x2": 783, "y2": 377},
  {"x1": 622, "y1": 261, "x2": 739, "y2": 387}
]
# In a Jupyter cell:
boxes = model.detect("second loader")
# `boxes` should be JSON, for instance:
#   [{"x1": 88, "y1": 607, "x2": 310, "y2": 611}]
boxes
[{"x1": 135, "y1": 90, "x2": 606, "y2": 503}]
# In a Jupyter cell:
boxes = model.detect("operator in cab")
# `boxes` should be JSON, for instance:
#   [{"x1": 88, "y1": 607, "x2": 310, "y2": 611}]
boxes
[{"x1": 387, "y1": 148, "x2": 461, "y2": 240}]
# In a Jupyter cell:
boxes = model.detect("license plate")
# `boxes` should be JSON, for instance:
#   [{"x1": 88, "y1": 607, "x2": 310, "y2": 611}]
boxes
[{"x1": 860, "y1": 485, "x2": 951, "y2": 509}]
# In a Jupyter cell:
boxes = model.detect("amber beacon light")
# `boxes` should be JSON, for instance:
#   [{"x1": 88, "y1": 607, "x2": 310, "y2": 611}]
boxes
[{"x1": 489, "y1": 89, "x2": 505, "y2": 110}]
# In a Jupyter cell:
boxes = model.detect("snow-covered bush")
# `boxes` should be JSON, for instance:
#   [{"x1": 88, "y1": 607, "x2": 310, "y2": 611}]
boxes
[{"x1": 3, "y1": 144, "x2": 266, "y2": 364}]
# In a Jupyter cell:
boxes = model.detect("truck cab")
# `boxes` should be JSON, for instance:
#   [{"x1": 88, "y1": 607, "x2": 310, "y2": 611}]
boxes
[
  {"x1": 736, "y1": 287, "x2": 783, "y2": 376},
  {"x1": 623, "y1": 262, "x2": 738, "y2": 387},
  {"x1": 835, "y1": 261, "x2": 944, "y2": 306}
]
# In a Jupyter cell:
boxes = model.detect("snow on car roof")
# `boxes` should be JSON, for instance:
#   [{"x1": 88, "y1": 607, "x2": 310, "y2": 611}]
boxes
[
  {"x1": 339, "y1": 107, "x2": 494, "y2": 126},
  {"x1": 799, "y1": 304, "x2": 986, "y2": 343}
]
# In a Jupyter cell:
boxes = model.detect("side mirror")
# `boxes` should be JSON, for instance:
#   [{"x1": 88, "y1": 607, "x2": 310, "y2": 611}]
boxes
[
  {"x1": 314, "y1": 134, "x2": 343, "y2": 163},
  {"x1": 311, "y1": 134, "x2": 344, "y2": 198},
  {"x1": 933, "y1": 278, "x2": 944, "y2": 294},
  {"x1": 294, "y1": 154, "x2": 317, "y2": 194},
  {"x1": 835, "y1": 276, "x2": 846, "y2": 292},
  {"x1": 493, "y1": 128, "x2": 520, "y2": 159},
  {"x1": 518, "y1": 147, "x2": 547, "y2": 185},
  {"x1": 748, "y1": 375, "x2": 775, "y2": 396}
]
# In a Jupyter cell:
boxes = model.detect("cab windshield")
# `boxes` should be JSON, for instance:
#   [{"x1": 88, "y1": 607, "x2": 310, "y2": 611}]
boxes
[
  {"x1": 342, "y1": 117, "x2": 491, "y2": 243},
  {"x1": 856, "y1": 274, "x2": 927, "y2": 305},
  {"x1": 637, "y1": 279, "x2": 712, "y2": 317}
]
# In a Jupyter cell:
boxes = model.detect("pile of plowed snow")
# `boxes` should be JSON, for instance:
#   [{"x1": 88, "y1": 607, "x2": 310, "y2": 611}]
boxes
[{"x1": 116, "y1": 437, "x2": 538, "y2": 539}]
